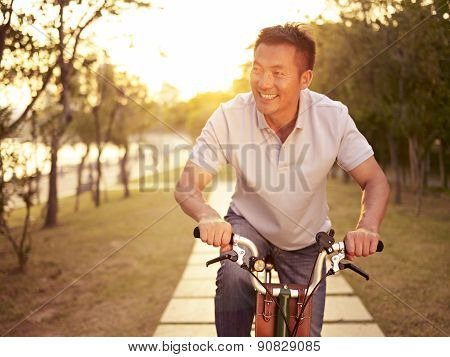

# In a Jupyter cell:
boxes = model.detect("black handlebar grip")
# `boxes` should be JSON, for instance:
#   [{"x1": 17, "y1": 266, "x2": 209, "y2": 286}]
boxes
[
  {"x1": 377, "y1": 240, "x2": 384, "y2": 252},
  {"x1": 346, "y1": 240, "x2": 384, "y2": 254},
  {"x1": 193, "y1": 227, "x2": 235, "y2": 244}
]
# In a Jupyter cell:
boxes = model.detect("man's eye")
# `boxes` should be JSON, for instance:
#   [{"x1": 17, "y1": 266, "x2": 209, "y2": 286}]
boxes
[{"x1": 274, "y1": 71, "x2": 284, "y2": 76}]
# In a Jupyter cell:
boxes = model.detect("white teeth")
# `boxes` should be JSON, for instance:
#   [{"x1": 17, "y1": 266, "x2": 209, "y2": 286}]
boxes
[{"x1": 260, "y1": 93, "x2": 277, "y2": 100}]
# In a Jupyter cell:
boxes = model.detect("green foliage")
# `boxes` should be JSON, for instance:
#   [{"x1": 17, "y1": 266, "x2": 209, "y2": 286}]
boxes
[
  {"x1": 311, "y1": 0, "x2": 449, "y2": 178},
  {"x1": 0, "y1": 1, "x2": 52, "y2": 87},
  {"x1": 67, "y1": 58, "x2": 155, "y2": 147},
  {"x1": 0, "y1": 106, "x2": 38, "y2": 271},
  {"x1": 231, "y1": 61, "x2": 252, "y2": 93},
  {"x1": 110, "y1": 70, "x2": 156, "y2": 146},
  {"x1": 161, "y1": 91, "x2": 233, "y2": 138}
]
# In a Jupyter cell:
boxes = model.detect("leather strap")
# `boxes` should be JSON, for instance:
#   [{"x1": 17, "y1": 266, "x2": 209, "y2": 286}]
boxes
[{"x1": 255, "y1": 283, "x2": 312, "y2": 337}]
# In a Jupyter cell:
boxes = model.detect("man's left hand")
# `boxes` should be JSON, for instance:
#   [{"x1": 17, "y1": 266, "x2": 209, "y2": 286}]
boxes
[{"x1": 344, "y1": 228, "x2": 380, "y2": 261}]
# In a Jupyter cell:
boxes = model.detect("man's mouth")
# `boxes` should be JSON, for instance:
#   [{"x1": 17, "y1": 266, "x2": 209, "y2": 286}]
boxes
[{"x1": 260, "y1": 92, "x2": 278, "y2": 101}]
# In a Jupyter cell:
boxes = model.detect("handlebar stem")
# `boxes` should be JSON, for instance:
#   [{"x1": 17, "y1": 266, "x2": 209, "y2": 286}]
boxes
[{"x1": 236, "y1": 237, "x2": 344, "y2": 297}]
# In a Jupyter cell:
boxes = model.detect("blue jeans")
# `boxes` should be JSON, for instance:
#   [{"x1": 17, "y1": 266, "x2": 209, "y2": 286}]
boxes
[{"x1": 215, "y1": 207, "x2": 326, "y2": 337}]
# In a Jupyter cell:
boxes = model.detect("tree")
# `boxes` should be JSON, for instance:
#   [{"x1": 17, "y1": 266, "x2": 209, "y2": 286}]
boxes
[
  {"x1": 313, "y1": 0, "x2": 449, "y2": 211},
  {"x1": 0, "y1": 106, "x2": 38, "y2": 271},
  {"x1": 67, "y1": 109, "x2": 96, "y2": 212},
  {"x1": 37, "y1": 0, "x2": 151, "y2": 226},
  {"x1": 110, "y1": 71, "x2": 154, "y2": 198},
  {"x1": 1, "y1": 0, "x2": 56, "y2": 133},
  {"x1": 88, "y1": 63, "x2": 121, "y2": 206}
]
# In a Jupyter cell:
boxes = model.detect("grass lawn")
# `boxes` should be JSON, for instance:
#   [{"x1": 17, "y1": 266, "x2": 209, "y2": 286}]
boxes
[
  {"x1": 1, "y1": 171, "x2": 448, "y2": 337},
  {"x1": 0, "y1": 189, "x2": 195, "y2": 336},
  {"x1": 327, "y1": 178, "x2": 449, "y2": 337}
]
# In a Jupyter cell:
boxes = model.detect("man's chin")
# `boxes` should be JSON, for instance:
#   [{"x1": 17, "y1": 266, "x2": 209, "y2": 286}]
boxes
[{"x1": 255, "y1": 101, "x2": 277, "y2": 115}]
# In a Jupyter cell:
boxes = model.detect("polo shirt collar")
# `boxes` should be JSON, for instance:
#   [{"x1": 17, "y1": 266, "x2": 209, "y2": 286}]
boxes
[
  {"x1": 256, "y1": 109, "x2": 269, "y2": 129},
  {"x1": 256, "y1": 89, "x2": 307, "y2": 130}
]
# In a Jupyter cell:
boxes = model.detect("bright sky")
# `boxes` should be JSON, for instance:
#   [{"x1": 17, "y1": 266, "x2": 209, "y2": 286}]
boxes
[
  {"x1": 0, "y1": 0, "x2": 340, "y2": 110},
  {"x1": 88, "y1": 0, "x2": 339, "y2": 100}
]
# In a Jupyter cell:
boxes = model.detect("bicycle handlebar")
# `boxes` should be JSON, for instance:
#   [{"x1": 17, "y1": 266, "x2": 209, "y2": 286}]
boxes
[
  {"x1": 193, "y1": 226, "x2": 384, "y2": 253},
  {"x1": 193, "y1": 226, "x2": 384, "y2": 296}
]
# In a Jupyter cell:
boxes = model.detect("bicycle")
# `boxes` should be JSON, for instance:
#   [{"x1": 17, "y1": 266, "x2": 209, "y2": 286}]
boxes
[{"x1": 193, "y1": 227, "x2": 384, "y2": 337}]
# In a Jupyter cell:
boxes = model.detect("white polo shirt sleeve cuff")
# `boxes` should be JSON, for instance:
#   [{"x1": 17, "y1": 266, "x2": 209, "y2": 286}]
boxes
[
  {"x1": 188, "y1": 154, "x2": 221, "y2": 175},
  {"x1": 340, "y1": 148, "x2": 374, "y2": 172}
]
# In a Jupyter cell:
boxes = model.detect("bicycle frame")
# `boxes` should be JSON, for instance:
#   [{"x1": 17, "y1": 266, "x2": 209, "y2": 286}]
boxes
[
  {"x1": 233, "y1": 234, "x2": 324, "y2": 337},
  {"x1": 193, "y1": 227, "x2": 383, "y2": 337}
]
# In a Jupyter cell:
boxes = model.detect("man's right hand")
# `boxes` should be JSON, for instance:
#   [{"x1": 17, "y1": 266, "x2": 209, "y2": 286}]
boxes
[{"x1": 198, "y1": 218, "x2": 233, "y2": 252}]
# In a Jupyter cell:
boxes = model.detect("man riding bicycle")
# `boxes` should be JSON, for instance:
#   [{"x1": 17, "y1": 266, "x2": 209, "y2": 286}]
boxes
[{"x1": 174, "y1": 23, "x2": 390, "y2": 337}]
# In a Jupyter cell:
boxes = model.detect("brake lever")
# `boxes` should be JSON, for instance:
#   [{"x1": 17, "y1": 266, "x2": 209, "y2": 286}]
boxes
[
  {"x1": 206, "y1": 252, "x2": 238, "y2": 267},
  {"x1": 339, "y1": 261, "x2": 370, "y2": 280},
  {"x1": 193, "y1": 227, "x2": 248, "y2": 268},
  {"x1": 326, "y1": 242, "x2": 379, "y2": 282}
]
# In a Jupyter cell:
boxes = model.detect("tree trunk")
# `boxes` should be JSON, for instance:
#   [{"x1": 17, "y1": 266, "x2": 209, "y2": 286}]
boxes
[
  {"x1": 31, "y1": 114, "x2": 42, "y2": 205},
  {"x1": 74, "y1": 144, "x2": 90, "y2": 212},
  {"x1": 43, "y1": 1, "x2": 73, "y2": 227},
  {"x1": 120, "y1": 143, "x2": 130, "y2": 198},
  {"x1": 58, "y1": 0, "x2": 72, "y2": 126},
  {"x1": 415, "y1": 157, "x2": 426, "y2": 216},
  {"x1": 94, "y1": 149, "x2": 102, "y2": 207},
  {"x1": 438, "y1": 138, "x2": 447, "y2": 189},
  {"x1": 93, "y1": 101, "x2": 102, "y2": 207},
  {"x1": 423, "y1": 151, "x2": 430, "y2": 191},
  {"x1": 88, "y1": 162, "x2": 95, "y2": 203},
  {"x1": 408, "y1": 137, "x2": 420, "y2": 192},
  {"x1": 35, "y1": 170, "x2": 41, "y2": 205},
  {"x1": 18, "y1": 191, "x2": 32, "y2": 272},
  {"x1": 44, "y1": 132, "x2": 59, "y2": 228},
  {"x1": 387, "y1": 130, "x2": 402, "y2": 204}
]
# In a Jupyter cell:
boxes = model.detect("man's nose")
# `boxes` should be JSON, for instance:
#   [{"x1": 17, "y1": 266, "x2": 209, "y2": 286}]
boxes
[{"x1": 258, "y1": 72, "x2": 273, "y2": 89}]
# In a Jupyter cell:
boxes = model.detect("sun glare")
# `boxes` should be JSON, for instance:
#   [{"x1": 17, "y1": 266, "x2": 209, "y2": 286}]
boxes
[{"x1": 2, "y1": 0, "x2": 339, "y2": 109}]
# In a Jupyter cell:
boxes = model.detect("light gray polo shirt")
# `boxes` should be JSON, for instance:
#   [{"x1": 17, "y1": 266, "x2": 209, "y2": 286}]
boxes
[{"x1": 189, "y1": 88, "x2": 374, "y2": 250}]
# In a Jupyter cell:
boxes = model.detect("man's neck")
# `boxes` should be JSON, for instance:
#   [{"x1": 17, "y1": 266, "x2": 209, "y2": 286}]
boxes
[{"x1": 265, "y1": 101, "x2": 299, "y2": 143}]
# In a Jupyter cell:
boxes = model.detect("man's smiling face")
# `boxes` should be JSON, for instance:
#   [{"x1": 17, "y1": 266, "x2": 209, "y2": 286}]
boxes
[{"x1": 250, "y1": 42, "x2": 305, "y2": 122}]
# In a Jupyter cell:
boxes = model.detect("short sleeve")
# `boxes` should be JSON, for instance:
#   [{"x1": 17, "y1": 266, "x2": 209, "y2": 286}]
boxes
[
  {"x1": 336, "y1": 106, "x2": 374, "y2": 172},
  {"x1": 188, "y1": 105, "x2": 229, "y2": 174}
]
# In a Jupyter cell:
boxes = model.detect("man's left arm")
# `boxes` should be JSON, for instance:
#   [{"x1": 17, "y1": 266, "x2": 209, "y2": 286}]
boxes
[{"x1": 345, "y1": 156, "x2": 390, "y2": 261}]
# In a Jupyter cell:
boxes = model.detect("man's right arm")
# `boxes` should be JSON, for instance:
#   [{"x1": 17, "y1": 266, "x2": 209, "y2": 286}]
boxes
[{"x1": 174, "y1": 160, "x2": 232, "y2": 250}]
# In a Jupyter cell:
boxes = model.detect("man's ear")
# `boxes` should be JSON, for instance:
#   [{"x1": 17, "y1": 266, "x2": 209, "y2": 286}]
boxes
[{"x1": 300, "y1": 70, "x2": 313, "y2": 89}]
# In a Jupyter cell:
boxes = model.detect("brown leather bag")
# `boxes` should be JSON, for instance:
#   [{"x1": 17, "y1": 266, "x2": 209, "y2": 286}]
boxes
[{"x1": 255, "y1": 283, "x2": 312, "y2": 337}]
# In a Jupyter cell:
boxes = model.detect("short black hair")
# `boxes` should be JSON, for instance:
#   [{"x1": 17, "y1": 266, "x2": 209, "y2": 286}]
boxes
[{"x1": 254, "y1": 23, "x2": 316, "y2": 72}]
